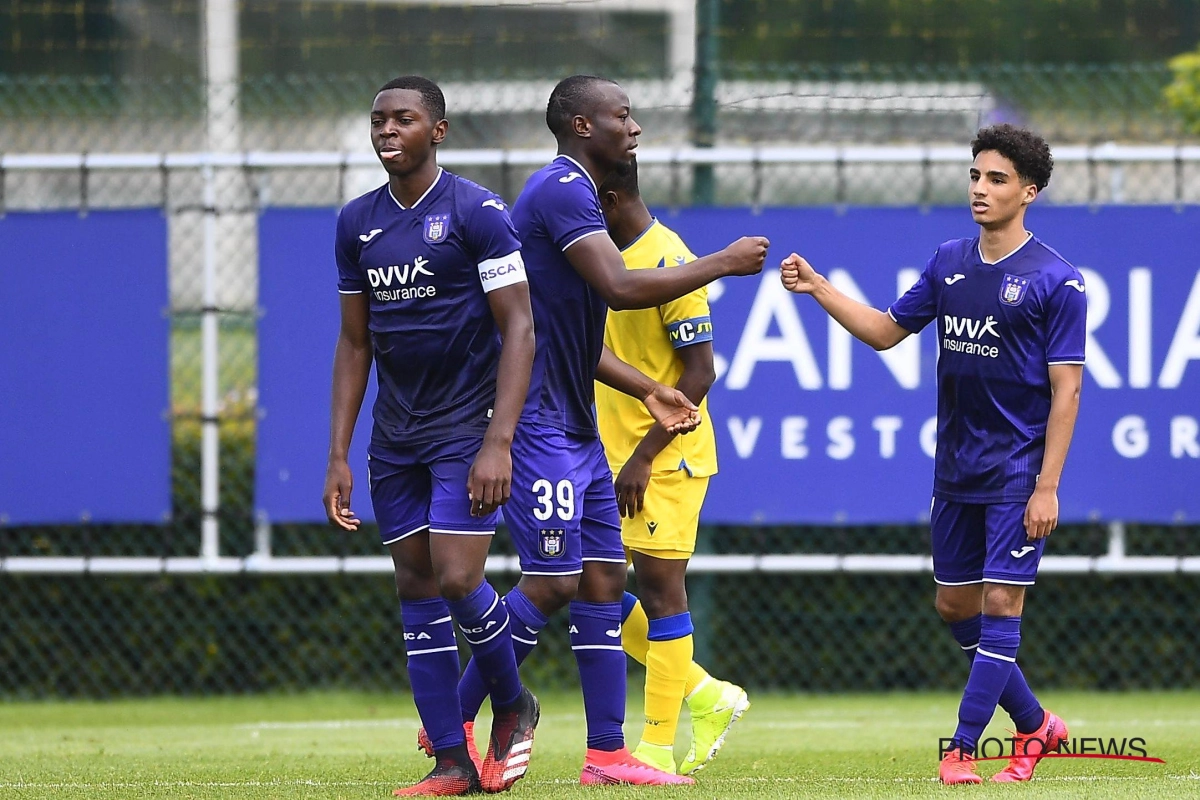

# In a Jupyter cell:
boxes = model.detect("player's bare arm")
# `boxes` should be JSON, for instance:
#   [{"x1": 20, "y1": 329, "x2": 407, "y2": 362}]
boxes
[
  {"x1": 468, "y1": 282, "x2": 536, "y2": 517},
  {"x1": 565, "y1": 232, "x2": 769, "y2": 311},
  {"x1": 324, "y1": 292, "x2": 372, "y2": 531},
  {"x1": 614, "y1": 341, "x2": 716, "y2": 520},
  {"x1": 780, "y1": 252, "x2": 910, "y2": 351},
  {"x1": 1024, "y1": 363, "x2": 1083, "y2": 541},
  {"x1": 596, "y1": 345, "x2": 700, "y2": 435}
]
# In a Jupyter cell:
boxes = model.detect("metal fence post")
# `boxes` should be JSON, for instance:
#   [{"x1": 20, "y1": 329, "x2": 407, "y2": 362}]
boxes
[{"x1": 201, "y1": 162, "x2": 221, "y2": 563}]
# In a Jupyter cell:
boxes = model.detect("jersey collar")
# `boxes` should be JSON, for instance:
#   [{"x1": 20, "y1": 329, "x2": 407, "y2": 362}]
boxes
[
  {"x1": 621, "y1": 217, "x2": 657, "y2": 253},
  {"x1": 977, "y1": 231, "x2": 1033, "y2": 265},
  {"x1": 554, "y1": 154, "x2": 599, "y2": 195},
  {"x1": 387, "y1": 167, "x2": 444, "y2": 211}
]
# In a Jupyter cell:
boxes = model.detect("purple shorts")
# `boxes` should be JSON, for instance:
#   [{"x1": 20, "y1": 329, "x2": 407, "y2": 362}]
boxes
[
  {"x1": 503, "y1": 424, "x2": 625, "y2": 575},
  {"x1": 367, "y1": 435, "x2": 497, "y2": 546},
  {"x1": 931, "y1": 498, "x2": 1044, "y2": 586}
]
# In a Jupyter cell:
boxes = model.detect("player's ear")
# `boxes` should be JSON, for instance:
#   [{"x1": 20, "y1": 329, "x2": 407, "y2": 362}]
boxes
[
  {"x1": 1022, "y1": 182, "x2": 1038, "y2": 205},
  {"x1": 431, "y1": 118, "x2": 448, "y2": 145},
  {"x1": 600, "y1": 190, "x2": 619, "y2": 213},
  {"x1": 571, "y1": 113, "x2": 591, "y2": 139}
]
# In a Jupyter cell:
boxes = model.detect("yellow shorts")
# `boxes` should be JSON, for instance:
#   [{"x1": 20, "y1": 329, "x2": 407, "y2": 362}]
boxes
[{"x1": 620, "y1": 470, "x2": 710, "y2": 559}]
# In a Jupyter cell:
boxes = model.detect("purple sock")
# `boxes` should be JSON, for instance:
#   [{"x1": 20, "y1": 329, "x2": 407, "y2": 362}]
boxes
[
  {"x1": 447, "y1": 581, "x2": 523, "y2": 711},
  {"x1": 952, "y1": 615, "x2": 1022, "y2": 753},
  {"x1": 570, "y1": 600, "x2": 626, "y2": 752},
  {"x1": 459, "y1": 586, "x2": 549, "y2": 721},
  {"x1": 948, "y1": 614, "x2": 1044, "y2": 734},
  {"x1": 399, "y1": 597, "x2": 464, "y2": 752}
]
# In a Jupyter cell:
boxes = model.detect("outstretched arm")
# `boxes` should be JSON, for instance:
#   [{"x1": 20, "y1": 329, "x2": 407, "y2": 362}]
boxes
[
  {"x1": 1024, "y1": 363, "x2": 1083, "y2": 540},
  {"x1": 613, "y1": 342, "x2": 715, "y2": 519},
  {"x1": 596, "y1": 346, "x2": 700, "y2": 434},
  {"x1": 567, "y1": 233, "x2": 769, "y2": 311},
  {"x1": 323, "y1": 292, "x2": 372, "y2": 530},
  {"x1": 468, "y1": 282, "x2": 536, "y2": 516},
  {"x1": 780, "y1": 252, "x2": 910, "y2": 351}
]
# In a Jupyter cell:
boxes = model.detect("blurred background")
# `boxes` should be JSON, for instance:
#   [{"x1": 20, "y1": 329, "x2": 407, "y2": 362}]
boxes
[{"x1": 2, "y1": 0, "x2": 1199, "y2": 699}]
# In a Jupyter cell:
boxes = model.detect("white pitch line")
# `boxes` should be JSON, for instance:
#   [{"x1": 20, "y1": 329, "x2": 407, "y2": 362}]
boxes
[{"x1": 233, "y1": 718, "x2": 417, "y2": 730}]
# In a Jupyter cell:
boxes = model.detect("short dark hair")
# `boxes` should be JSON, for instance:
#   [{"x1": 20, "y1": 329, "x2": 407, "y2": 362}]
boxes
[
  {"x1": 971, "y1": 124, "x2": 1053, "y2": 190},
  {"x1": 546, "y1": 74, "x2": 618, "y2": 138},
  {"x1": 598, "y1": 158, "x2": 640, "y2": 198},
  {"x1": 377, "y1": 75, "x2": 446, "y2": 121}
]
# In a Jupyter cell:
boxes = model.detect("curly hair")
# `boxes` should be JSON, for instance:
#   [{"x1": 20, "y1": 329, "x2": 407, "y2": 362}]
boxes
[
  {"x1": 971, "y1": 124, "x2": 1053, "y2": 190},
  {"x1": 376, "y1": 75, "x2": 446, "y2": 121},
  {"x1": 546, "y1": 75, "x2": 618, "y2": 138}
]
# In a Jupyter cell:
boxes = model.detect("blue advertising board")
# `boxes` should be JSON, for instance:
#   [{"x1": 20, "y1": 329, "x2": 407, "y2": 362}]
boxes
[
  {"x1": 0, "y1": 210, "x2": 170, "y2": 524},
  {"x1": 257, "y1": 205, "x2": 1200, "y2": 524}
]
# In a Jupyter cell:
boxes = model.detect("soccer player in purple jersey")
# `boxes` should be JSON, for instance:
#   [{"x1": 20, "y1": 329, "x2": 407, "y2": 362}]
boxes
[
  {"x1": 435, "y1": 75, "x2": 769, "y2": 787},
  {"x1": 780, "y1": 125, "x2": 1086, "y2": 785},
  {"x1": 322, "y1": 75, "x2": 539, "y2": 797}
]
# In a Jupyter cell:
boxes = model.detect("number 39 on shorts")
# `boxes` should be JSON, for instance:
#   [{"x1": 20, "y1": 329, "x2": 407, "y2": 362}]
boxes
[{"x1": 532, "y1": 478, "x2": 574, "y2": 521}]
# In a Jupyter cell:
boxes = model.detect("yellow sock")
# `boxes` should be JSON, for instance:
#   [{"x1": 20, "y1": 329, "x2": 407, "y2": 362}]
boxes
[
  {"x1": 642, "y1": 633, "x2": 693, "y2": 748},
  {"x1": 623, "y1": 596, "x2": 713, "y2": 701},
  {"x1": 620, "y1": 596, "x2": 650, "y2": 665}
]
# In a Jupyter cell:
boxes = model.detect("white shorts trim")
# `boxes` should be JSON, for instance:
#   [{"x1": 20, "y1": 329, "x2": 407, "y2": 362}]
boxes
[
  {"x1": 976, "y1": 647, "x2": 1017, "y2": 663},
  {"x1": 934, "y1": 578, "x2": 985, "y2": 586},
  {"x1": 983, "y1": 577, "x2": 1037, "y2": 586},
  {"x1": 429, "y1": 528, "x2": 495, "y2": 536},
  {"x1": 382, "y1": 524, "x2": 430, "y2": 545},
  {"x1": 562, "y1": 229, "x2": 607, "y2": 252},
  {"x1": 582, "y1": 557, "x2": 628, "y2": 563},
  {"x1": 521, "y1": 568, "x2": 584, "y2": 576}
]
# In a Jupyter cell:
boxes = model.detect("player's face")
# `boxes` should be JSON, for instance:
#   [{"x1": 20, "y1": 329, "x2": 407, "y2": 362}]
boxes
[
  {"x1": 586, "y1": 84, "x2": 641, "y2": 170},
  {"x1": 969, "y1": 150, "x2": 1037, "y2": 229},
  {"x1": 370, "y1": 89, "x2": 447, "y2": 177}
]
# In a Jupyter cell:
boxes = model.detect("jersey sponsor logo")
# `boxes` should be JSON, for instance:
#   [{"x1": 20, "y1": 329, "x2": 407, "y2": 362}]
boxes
[
  {"x1": 367, "y1": 256, "x2": 436, "y2": 301},
  {"x1": 1065, "y1": 279, "x2": 1086, "y2": 293},
  {"x1": 359, "y1": 228, "x2": 383, "y2": 243},
  {"x1": 1000, "y1": 273, "x2": 1031, "y2": 305},
  {"x1": 538, "y1": 528, "x2": 565, "y2": 558},
  {"x1": 481, "y1": 198, "x2": 506, "y2": 211},
  {"x1": 942, "y1": 314, "x2": 1000, "y2": 358},
  {"x1": 668, "y1": 316, "x2": 714, "y2": 346},
  {"x1": 558, "y1": 171, "x2": 584, "y2": 184},
  {"x1": 944, "y1": 273, "x2": 966, "y2": 285},
  {"x1": 1010, "y1": 545, "x2": 1036, "y2": 558},
  {"x1": 422, "y1": 213, "x2": 450, "y2": 244}
]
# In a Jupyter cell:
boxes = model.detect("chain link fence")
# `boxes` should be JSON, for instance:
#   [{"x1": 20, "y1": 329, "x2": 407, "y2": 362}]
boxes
[{"x1": 3, "y1": 57, "x2": 1200, "y2": 696}]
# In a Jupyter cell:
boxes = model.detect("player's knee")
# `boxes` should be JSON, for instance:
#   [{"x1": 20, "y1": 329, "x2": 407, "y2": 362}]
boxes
[
  {"x1": 393, "y1": 566, "x2": 438, "y2": 602},
  {"x1": 434, "y1": 567, "x2": 483, "y2": 602},
  {"x1": 576, "y1": 561, "x2": 628, "y2": 603},
  {"x1": 636, "y1": 583, "x2": 688, "y2": 619},
  {"x1": 516, "y1": 574, "x2": 579, "y2": 615},
  {"x1": 934, "y1": 592, "x2": 971, "y2": 622}
]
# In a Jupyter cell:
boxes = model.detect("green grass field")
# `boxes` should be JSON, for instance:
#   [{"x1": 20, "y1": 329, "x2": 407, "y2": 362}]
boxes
[{"x1": 2, "y1": 691, "x2": 1196, "y2": 799}]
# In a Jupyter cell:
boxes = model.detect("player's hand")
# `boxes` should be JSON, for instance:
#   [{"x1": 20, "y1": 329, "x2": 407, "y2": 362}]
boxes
[
  {"x1": 1024, "y1": 485, "x2": 1059, "y2": 540},
  {"x1": 467, "y1": 438, "x2": 512, "y2": 517},
  {"x1": 721, "y1": 236, "x2": 770, "y2": 277},
  {"x1": 323, "y1": 458, "x2": 361, "y2": 531},
  {"x1": 643, "y1": 383, "x2": 701, "y2": 435},
  {"x1": 614, "y1": 452, "x2": 653, "y2": 519},
  {"x1": 780, "y1": 253, "x2": 820, "y2": 294}
]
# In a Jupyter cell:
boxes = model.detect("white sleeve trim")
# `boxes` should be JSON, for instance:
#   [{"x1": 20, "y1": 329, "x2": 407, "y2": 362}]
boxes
[
  {"x1": 1047, "y1": 360, "x2": 1085, "y2": 365},
  {"x1": 338, "y1": 289, "x2": 365, "y2": 295},
  {"x1": 886, "y1": 307, "x2": 899, "y2": 323},
  {"x1": 561, "y1": 229, "x2": 607, "y2": 252},
  {"x1": 478, "y1": 250, "x2": 527, "y2": 293}
]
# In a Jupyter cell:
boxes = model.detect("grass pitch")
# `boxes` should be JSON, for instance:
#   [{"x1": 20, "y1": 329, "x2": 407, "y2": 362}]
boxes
[{"x1": 2, "y1": 691, "x2": 1196, "y2": 799}]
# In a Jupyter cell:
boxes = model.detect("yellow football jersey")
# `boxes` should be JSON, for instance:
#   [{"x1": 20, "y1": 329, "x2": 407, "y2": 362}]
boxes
[{"x1": 595, "y1": 219, "x2": 718, "y2": 478}]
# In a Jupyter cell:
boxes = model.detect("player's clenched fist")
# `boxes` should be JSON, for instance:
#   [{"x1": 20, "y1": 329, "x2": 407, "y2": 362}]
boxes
[
  {"x1": 722, "y1": 236, "x2": 770, "y2": 276},
  {"x1": 780, "y1": 252, "x2": 820, "y2": 294}
]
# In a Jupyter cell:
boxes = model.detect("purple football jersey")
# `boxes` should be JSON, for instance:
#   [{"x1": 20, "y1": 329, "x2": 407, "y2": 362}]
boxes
[
  {"x1": 335, "y1": 169, "x2": 528, "y2": 448},
  {"x1": 509, "y1": 156, "x2": 610, "y2": 436},
  {"x1": 888, "y1": 235, "x2": 1087, "y2": 503}
]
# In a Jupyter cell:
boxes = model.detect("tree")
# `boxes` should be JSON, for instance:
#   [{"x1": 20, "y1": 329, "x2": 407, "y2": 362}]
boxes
[{"x1": 1164, "y1": 50, "x2": 1200, "y2": 136}]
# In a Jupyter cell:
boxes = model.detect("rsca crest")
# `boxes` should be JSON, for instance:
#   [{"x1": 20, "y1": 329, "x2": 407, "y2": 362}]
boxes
[
  {"x1": 539, "y1": 528, "x2": 565, "y2": 559},
  {"x1": 999, "y1": 273, "x2": 1030, "y2": 306},
  {"x1": 423, "y1": 213, "x2": 450, "y2": 244}
]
